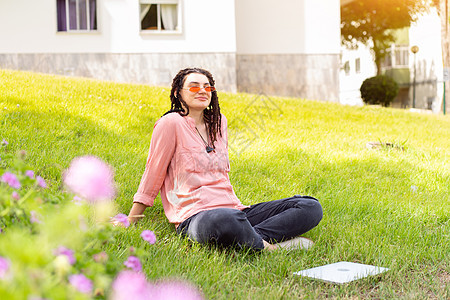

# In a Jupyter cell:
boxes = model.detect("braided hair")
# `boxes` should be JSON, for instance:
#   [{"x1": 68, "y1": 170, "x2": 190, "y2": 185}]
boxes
[{"x1": 164, "y1": 68, "x2": 222, "y2": 146}]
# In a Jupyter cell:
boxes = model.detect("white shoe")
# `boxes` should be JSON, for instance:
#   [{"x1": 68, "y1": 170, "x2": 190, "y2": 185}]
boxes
[{"x1": 275, "y1": 237, "x2": 315, "y2": 250}]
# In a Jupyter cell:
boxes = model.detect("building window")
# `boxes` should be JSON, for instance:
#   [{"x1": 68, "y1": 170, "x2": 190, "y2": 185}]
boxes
[
  {"x1": 355, "y1": 58, "x2": 361, "y2": 74},
  {"x1": 343, "y1": 61, "x2": 350, "y2": 75},
  {"x1": 57, "y1": 0, "x2": 97, "y2": 32},
  {"x1": 394, "y1": 46, "x2": 409, "y2": 67},
  {"x1": 140, "y1": 0, "x2": 180, "y2": 32},
  {"x1": 382, "y1": 45, "x2": 409, "y2": 69},
  {"x1": 383, "y1": 52, "x2": 392, "y2": 68}
]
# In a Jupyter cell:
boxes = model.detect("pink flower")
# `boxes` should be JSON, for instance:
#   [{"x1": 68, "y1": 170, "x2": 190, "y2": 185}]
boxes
[
  {"x1": 153, "y1": 280, "x2": 204, "y2": 300},
  {"x1": 110, "y1": 272, "x2": 204, "y2": 300},
  {"x1": 25, "y1": 170, "x2": 35, "y2": 179},
  {"x1": 1, "y1": 139, "x2": 8, "y2": 146},
  {"x1": 111, "y1": 271, "x2": 153, "y2": 300},
  {"x1": 72, "y1": 196, "x2": 83, "y2": 205},
  {"x1": 63, "y1": 156, "x2": 116, "y2": 202},
  {"x1": 12, "y1": 191, "x2": 20, "y2": 200},
  {"x1": 68, "y1": 274, "x2": 93, "y2": 294},
  {"x1": 53, "y1": 246, "x2": 76, "y2": 265},
  {"x1": 93, "y1": 251, "x2": 108, "y2": 263},
  {"x1": 30, "y1": 211, "x2": 42, "y2": 224},
  {"x1": 113, "y1": 214, "x2": 130, "y2": 228},
  {"x1": 0, "y1": 256, "x2": 10, "y2": 279},
  {"x1": 124, "y1": 256, "x2": 142, "y2": 272},
  {"x1": 1, "y1": 172, "x2": 21, "y2": 189},
  {"x1": 36, "y1": 176, "x2": 47, "y2": 188},
  {"x1": 141, "y1": 230, "x2": 156, "y2": 244},
  {"x1": 18, "y1": 150, "x2": 27, "y2": 160}
]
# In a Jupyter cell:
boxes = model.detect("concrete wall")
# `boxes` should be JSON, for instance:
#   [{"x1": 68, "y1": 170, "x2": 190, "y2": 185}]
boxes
[
  {"x1": 0, "y1": 0, "x2": 110, "y2": 53},
  {"x1": 0, "y1": 0, "x2": 236, "y2": 54},
  {"x1": 237, "y1": 54, "x2": 340, "y2": 101},
  {"x1": 0, "y1": 53, "x2": 237, "y2": 92},
  {"x1": 235, "y1": 0, "x2": 340, "y2": 54},
  {"x1": 105, "y1": 0, "x2": 237, "y2": 54},
  {"x1": 234, "y1": 0, "x2": 341, "y2": 101}
]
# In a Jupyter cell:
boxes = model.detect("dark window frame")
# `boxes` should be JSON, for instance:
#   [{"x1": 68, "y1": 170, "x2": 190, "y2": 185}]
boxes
[{"x1": 57, "y1": 0, "x2": 97, "y2": 32}]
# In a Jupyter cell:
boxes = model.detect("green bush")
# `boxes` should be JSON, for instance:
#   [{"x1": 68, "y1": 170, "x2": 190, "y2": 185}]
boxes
[{"x1": 360, "y1": 75, "x2": 399, "y2": 107}]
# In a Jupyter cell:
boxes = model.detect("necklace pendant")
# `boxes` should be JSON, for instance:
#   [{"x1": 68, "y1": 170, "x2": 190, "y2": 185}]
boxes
[{"x1": 206, "y1": 146, "x2": 214, "y2": 153}]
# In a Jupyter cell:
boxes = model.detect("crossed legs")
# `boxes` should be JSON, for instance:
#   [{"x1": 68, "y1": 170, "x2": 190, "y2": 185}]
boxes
[{"x1": 177, "y1": 195, "x2": 323, "y2": 251}]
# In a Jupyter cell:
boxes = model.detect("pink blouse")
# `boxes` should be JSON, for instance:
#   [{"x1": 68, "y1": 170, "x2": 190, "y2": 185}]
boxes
[{"x1": 133, "y1": 113, "x2": 248, "y2": 225}]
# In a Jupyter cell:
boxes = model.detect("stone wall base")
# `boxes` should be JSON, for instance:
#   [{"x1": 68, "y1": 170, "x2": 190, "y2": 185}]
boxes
[
  {"x1": 1, "y1": 53, "x2": 340, "y2": 101},
  {"x1": 0, "y1": 53, "x2": 237, "y2": 92},
  {"x1": 237, "y1": 54, "x2": 340, "y2": 102}
]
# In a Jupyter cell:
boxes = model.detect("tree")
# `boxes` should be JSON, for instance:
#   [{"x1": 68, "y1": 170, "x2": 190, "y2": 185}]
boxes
[{"x1": 341, "y1": 0, "x2": 429, "y2": 75}]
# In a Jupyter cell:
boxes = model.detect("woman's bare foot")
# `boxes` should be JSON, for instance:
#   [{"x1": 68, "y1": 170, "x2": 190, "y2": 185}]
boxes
[{"x1": 263, "y1": 237, "x2": 314, "y2": 251}]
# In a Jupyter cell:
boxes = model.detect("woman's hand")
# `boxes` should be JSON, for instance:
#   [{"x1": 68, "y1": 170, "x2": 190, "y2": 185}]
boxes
[
  {"x1": 127, "y1": 214, "x2": 145, "y2": 224},
  {"x1": 110, "y1": 214, "x2": 145, "y2": 227},
  {"x1": 111, "y1": 202, "x2": 148, "y2": 227},
  {"x1": 110, "y1": 218, "x2": 127, "y2": 227}
]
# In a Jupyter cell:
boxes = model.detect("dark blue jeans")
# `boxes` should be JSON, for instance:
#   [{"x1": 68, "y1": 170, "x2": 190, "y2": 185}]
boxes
[{"x1": 176, "y1": 195, "x2": 323, "y2": 251}]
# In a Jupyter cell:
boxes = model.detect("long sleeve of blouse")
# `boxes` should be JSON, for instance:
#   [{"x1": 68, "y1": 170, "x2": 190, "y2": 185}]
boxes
[{"x1": 133, "y1": 114, "x2": 177, "y2": 206}]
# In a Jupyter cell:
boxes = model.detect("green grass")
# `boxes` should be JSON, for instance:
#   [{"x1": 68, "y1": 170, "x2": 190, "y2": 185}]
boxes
[{"x1": 1, "y1": 69, "x2": 449, "y2": 299}]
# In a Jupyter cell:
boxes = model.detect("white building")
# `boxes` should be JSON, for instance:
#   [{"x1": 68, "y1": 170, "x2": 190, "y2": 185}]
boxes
[
  {"x1": 339, "y1": 42, "x2": 376, "y2": 106},
  {"x1": 407, "y1": 9, "x2": 444, "y2": 113},
  {"x1": 339, "y1": 7, "x2": 445, "y2": 113},
  {"x1": 0, "y1": 0, "x2": 341, "y2": 102}
]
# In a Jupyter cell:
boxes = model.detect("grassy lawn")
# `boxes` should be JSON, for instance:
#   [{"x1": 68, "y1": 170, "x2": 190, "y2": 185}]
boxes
[{"x1": 1, "y1": 69, "x2": 449, "y2": 299}]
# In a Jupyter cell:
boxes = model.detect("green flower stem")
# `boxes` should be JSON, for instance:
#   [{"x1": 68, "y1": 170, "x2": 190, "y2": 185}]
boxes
[{"x1": 18, "y1": 189, "x2": 34, "y2": 206}]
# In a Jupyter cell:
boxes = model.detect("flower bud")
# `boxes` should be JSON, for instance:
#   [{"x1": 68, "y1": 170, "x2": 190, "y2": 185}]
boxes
[
  {"x1": 53, "y1": 255, "x2": 71, "y2": 276},
  {"x1": 18, "y1": 150, "x2": 27, "y2": 160}
]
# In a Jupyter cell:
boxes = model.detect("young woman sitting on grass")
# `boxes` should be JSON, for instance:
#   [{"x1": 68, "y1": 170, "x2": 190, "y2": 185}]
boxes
[{"x1": 125, "y1": 67, "x2": 323, "y2": 251}]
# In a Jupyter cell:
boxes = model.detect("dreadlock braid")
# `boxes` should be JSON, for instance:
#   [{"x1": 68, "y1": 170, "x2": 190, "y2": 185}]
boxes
[{"x1": 164, "y1": 68, "x2": 222, "y2": 146}]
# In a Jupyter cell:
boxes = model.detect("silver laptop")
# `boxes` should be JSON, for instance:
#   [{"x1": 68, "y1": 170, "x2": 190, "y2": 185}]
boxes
[{"x1": 294, "y1": 261, "x2": 389, "y2": 284}]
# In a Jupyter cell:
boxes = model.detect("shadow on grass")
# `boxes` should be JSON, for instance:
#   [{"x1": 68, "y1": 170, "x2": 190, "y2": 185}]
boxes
[{"x1": 1, "y1": 108, "x2": 156, "y2": 206}]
